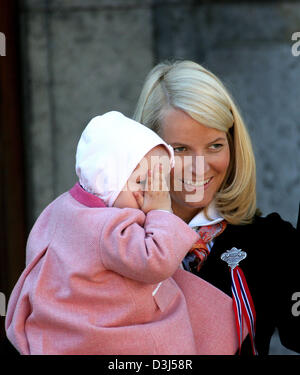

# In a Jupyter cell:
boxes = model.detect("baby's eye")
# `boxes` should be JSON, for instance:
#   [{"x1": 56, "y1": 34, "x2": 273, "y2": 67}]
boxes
[
  {"x1": 136, "y1": 177, "x2": 147, "y2": 185},
  {"x1": 173, "y1": 146, "x2": 187, "y2": 153}
]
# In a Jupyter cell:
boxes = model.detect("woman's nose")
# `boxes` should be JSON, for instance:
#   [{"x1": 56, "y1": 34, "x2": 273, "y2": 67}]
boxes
[
  {"x1": 189, "y1": 155, "x2": 210, "y2": 177},
  {"x1": 203, "y1": 157, "x2": 210, "y2": 174}
]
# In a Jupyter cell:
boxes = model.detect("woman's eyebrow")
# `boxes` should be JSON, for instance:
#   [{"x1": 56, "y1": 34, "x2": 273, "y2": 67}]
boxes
[
  {"x1": 170, "y1": 142, "x2": 190, "y2": 146},
  {"x1": 171, "y1": 137, "x2": 226, "y2": 146},
  {"x1": 207, "y1": 137, "x2": 226, "y2": 144}
]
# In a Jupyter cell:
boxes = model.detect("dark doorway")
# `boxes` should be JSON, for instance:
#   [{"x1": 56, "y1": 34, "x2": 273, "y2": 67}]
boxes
[{"x1": 0, "y1": 0, "x2": 26, "y2": 354}]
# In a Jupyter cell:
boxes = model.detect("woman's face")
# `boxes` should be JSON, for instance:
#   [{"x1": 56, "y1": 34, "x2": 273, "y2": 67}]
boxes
[{"x1": 161, "y1": 108, "x2": 230, "y2": 222}]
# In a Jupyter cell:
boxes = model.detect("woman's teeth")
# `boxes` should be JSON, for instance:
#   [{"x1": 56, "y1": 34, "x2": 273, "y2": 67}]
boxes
[{"x1": 183, "y1": 178, "x2": 211, "y2": 187}]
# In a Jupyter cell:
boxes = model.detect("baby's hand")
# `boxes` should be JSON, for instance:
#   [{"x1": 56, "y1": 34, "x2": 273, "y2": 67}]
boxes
[{"x1": 133, "y1": 163, "x2": 172, "y2": 214}]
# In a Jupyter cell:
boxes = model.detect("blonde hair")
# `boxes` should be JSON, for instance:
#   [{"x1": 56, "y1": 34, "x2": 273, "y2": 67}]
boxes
[{"x1": 133, "y1": 60, "x2": 257, "y2": 225}]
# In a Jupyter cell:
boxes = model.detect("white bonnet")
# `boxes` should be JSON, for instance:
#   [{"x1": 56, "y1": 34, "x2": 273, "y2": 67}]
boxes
[{"x1": 75, "y1": 111, "x2": 174, "y2": 207}]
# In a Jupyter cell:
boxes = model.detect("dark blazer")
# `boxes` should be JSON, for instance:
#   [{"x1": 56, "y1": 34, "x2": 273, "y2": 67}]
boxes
[{"x1": 184, "y1": 212, "x2": 300, "y2": 355}]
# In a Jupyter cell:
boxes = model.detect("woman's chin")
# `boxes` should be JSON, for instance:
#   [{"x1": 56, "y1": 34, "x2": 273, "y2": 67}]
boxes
[{"x1": 171, "y1": 191, "x2": 214, "y2": 210}]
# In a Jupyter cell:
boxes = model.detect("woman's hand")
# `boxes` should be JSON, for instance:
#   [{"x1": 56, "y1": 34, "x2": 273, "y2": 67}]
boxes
[{"x1": 133, "y1": 163, "x2": 172, "y2": 214}]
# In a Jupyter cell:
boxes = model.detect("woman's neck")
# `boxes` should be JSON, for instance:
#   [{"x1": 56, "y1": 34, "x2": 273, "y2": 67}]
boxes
[{"x1": 171, "y1": 202, "x2": 202, "y2": 224}]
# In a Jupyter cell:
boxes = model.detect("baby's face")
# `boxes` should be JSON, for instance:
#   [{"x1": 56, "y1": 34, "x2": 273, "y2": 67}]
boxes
[{"x1": 113, "y1": 145, "x2": 171, "y2": 209}]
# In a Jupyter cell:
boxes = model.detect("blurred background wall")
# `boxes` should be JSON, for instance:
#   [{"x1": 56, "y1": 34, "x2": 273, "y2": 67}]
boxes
[{"x1": 1, "y1": 0, "x2": 299, "y2": 354}]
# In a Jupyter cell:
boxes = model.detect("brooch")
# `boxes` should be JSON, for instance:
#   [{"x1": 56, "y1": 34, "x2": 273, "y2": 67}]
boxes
[{"x1": 220, "y1": 247, "x2": 247, "y2": 269}]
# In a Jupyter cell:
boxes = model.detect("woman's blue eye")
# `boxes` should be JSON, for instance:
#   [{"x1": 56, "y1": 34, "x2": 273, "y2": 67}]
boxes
[
  {"x1": 209, "y1": 143, "x2": 223, "y2": 150},
  {"x1": 173, "y1": 146, "x2": 187, "y2": 152}
]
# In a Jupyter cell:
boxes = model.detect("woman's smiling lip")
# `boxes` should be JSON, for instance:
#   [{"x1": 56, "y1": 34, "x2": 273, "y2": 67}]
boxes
[{"x1": 181, "y1": 177, "x2": 213, "y2": 190}]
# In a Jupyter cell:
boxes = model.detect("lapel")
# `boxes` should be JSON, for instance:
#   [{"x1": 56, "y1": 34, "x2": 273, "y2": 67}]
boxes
[
  {"x1": 184, "y1": 222, "x2": 257, "y2": 354},
  {"x1": 192, "y1": 222, "x2": 254, "y2": 297}
]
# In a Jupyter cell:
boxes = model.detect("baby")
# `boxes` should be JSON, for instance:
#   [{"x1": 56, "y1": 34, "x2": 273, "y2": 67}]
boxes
[{"x1": 5, "y1": 111, "x2": 200, "y2": 355}]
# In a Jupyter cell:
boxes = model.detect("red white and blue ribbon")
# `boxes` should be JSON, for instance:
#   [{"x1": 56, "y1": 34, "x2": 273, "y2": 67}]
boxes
[
  {"x1": 231, "y1": 266, "x2": 257, "y2": 355},
  {"x1": 221, "y1": 247, "x2": 257, "y2": 355}
]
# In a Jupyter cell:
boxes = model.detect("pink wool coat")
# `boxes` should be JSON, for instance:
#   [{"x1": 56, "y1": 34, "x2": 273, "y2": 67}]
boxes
[{"x1": 5, "y1": 183, "x2": 245, "y2": 355}]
